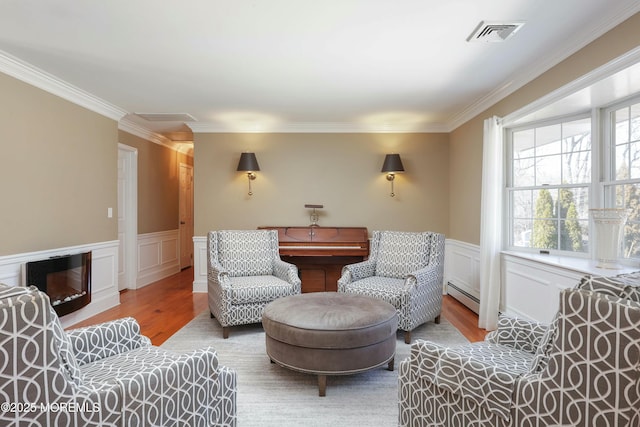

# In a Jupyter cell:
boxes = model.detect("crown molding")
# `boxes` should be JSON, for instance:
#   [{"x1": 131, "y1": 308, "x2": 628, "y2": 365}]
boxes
[
  {"x1": 118, "y1": 118, "x2": 193, "y2": 156},
  {"x1": 0, "y1": 49, "x2": 127, "y2": 121},
  {"x1": 445, "y1": 1, "x2": 640, "y2": 132},
  {"x1": 187, "y1": 121, "x2": 450, "y2": 134}
]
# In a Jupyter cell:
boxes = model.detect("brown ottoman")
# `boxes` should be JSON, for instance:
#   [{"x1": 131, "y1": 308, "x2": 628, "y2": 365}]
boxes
[{"x1": 262, "y1": 292, "x2": 398, "y2": 396}]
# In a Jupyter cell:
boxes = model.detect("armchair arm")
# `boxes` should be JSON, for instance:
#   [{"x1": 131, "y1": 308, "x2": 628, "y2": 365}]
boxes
[
  {"x1": 67, "y1": 317, "x2": 151, "y2": 366},
  {"x1": 207, "y1": 259, "x2": 231, "y2": 287},
  {"x1": 485, "y1": 315, "x2": 548, "y2": 353},
  {"x1": 410, "y1": 340, "x2": 522, "y2": 422},
  {"x1": 338, "y1": 259, "x2": 377, "y2": 285},
  {"x1": 273, "y1": 258, "x2": 302, "y2": 290},
  {"x1": 404, "y1": 263, "x2": 442, "y2": 292}
]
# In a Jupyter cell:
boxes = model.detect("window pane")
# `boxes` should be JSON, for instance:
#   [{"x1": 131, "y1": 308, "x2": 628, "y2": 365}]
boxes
[
  {"x1": 535, "y1": 124, "x2": 561, "y2": 156},
  {"x1": 630, "y1": 141, "x2": 640, "y2": 179},
  {"x1": 531, "y1": 220, "x2": 557, "y2": 249},
  {"x1": 562, "y1": 118, "x2": 591, "y2": 142},
  {"x1": 559, "y1": 219, "x2": 588, "y2": 251},
  {"x1": 615, "y1": 107, "x2": 630, "y2": 144},
  {"x1": 562, "y1": 150, "x2": 591, "y2": 184},
  {"x1": 512, "y1": 190, "x2": 534, "y2": 219},
  {"x1": 557, "y1": 188, "x2": 588, "y2": 252},
  {"x1": 513, "y1": 129, "x2": 535, "y2": 156},
  {"x1": 631, "y1": 104, "x2": 640, "y2": 142},
  {"x1": 624, "y1": 217, "x2": 640, "y2": 259},
  {"x1": 513, "y1": 158, "x2": 535, "y2": 187},
  {"x1": 571, "y1": 187, "x2": 590, "y2": 219},
  {"x1": 616, "y1": 143, "x2": 630, "y2": 180},
  {"x1": 513, "y1": 219, "x2": 532, "y2": 247},
  {"x1": 536, "y1": 155, "x2": 561, "y2": 185}
]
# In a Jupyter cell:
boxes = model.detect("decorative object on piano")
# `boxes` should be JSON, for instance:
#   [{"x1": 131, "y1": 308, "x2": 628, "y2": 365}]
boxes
[
  {"x1": 381, "y1": 154, "x2": 404, "y2": 197},
  {"x1": 305, "y1": 204, "x2": 323, "y2": 226},
  {"x1": 237, "y1": 152, "x2": 260, "y2": 196}
]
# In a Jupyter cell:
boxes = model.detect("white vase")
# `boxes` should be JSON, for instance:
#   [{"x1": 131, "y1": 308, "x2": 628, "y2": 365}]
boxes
[{"x1": 590, "y1": 208, "x2": 629, "y2": 269}]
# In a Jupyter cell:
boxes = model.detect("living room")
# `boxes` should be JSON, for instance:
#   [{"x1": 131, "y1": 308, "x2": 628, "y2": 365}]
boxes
[{"x1": 1, "y1": 2, "x2": 640, "y2": 426}]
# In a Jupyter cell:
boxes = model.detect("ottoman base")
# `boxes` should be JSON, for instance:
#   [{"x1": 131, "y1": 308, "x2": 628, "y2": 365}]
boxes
[{"x1": 266, "y1": 335, "x2": 395, "y2": 396}]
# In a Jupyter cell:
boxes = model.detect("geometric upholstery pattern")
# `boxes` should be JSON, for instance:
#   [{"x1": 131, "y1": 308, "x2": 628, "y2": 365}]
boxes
[
  {"x1": 0, "y1": 283, "x2": 237, "y2": 427},
  {"x1": 375, "y1": 231, "x2": 430, "y2": 279},
  {"x1": 398, "y1": 272, "x2": 640, "y2": 427},
  {"x1": 207, "y1": 230, "x2": 301, "y2": 338},
  {"x1": 217, "y1": 230, "x2": 276, "y2": 276},
  {"x1": 338, "y1": 230, "x2": 445, "y2": 344}
]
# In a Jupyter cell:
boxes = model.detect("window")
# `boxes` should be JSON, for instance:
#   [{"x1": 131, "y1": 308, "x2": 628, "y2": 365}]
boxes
[
  {"x1": 507, "y1": 115, "x2": 591, "y2": 253},
  {"x1": 603, "y1": 98, "x2": 640, "y2": 259}
]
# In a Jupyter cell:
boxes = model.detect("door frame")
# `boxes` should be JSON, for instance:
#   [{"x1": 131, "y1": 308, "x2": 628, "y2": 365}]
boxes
[
  {"x1": 179, "y1": 162, "x2": 194, "y2": 269},
  {"x1": 118, "y1": 143, "x2": 138, "y2": 290}
]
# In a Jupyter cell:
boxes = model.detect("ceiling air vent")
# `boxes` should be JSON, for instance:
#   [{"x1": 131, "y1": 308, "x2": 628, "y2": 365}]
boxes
[
  {"x1": 467, "y1": 21, "x2": 524, "y2": 42},
  {"x1": 135, "y1": 113, "x2": 197, "y2": 122}
]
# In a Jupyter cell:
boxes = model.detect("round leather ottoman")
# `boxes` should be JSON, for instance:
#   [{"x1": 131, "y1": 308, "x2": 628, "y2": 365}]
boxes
[{"x1": 262, "y1": 292, "x2": 398, "y2": 396}]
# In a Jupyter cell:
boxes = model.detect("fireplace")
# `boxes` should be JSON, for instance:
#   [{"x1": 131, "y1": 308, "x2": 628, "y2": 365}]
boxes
[{"x1": 25, "y1": 252, "x2": 91, "y2": 316}]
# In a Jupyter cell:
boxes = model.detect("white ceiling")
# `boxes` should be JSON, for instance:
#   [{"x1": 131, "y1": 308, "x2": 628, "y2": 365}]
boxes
[{"x1": 0, "y1": 0, "x2": 639, "y2": 142}]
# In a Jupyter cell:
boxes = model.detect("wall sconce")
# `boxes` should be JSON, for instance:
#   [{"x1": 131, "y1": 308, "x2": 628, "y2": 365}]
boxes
[
  {"x1": 237, "y1": 152, "x2": 260, "y2": 196},
  {"x1": 381, "y1": 154, "x2": 404, "y2": 197}
]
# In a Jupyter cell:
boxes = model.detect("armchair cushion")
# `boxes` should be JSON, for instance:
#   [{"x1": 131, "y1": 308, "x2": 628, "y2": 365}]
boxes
[
  {"x1": 217, "y1": 230, "x2": 275, "y2": 276},
  {"x1": 375, "y1": 231, "x2": 429, "y2": 279},
  {"x1": 227, "y1": 275, "x2": 300, "y2": 304},
  {"x1": 342, "y1": 276, "x2": 406, "y2": 308}
]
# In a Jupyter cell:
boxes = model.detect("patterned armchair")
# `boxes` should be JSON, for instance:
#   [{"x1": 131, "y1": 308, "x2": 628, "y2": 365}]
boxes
[
  {"x1": 207, "y1": 230, "x2": 301, "y2": 338},
  {"x1": 398, "y1": 273, "x2": 640, "y2": 427},
  {"x1": 0, "y1": 283, "x2": 237, "y2": 427},
  {"x1": 337, "y1": 230, "x2": 445, "y2": 344}
]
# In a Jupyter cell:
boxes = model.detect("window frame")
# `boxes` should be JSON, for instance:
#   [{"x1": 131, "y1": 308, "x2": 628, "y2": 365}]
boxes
[{"x1": 505, "y1": 112, "x2": 594, "y2": 257}]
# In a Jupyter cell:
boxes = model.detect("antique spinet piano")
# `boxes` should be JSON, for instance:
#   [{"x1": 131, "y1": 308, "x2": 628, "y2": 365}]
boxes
[{"x1": 258, "y1": 226, "x2": 369, "y2": 293}]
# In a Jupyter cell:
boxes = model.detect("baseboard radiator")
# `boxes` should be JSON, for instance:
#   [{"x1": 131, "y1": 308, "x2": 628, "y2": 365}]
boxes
[{"x1": 446, "y1": 281, "x2": 480, "y2": 314}]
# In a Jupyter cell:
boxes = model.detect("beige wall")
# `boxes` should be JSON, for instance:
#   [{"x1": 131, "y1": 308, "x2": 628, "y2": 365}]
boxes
[
  {"x1": 194, "y1": 133, "x2": 449, "y2": 236},
  {"x1": 118, "y1": 131, "x2": 193, "y2": 234},
  {"x1": 0, "y1": 73, "x2": 118, "y2": 256},
  {"x1": 448, "y1": 12, "x2": 640, "y2": 245}
]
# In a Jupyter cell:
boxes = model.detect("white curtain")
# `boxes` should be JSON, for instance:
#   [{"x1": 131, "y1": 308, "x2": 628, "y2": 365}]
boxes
[{"x1": 478, "y1": 116, "x2": 503, "y2": 331}]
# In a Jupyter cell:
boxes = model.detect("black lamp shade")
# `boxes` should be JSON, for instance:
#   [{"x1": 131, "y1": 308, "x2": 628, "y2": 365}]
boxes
[
  {"x1": 381, "y1": 154, "x2": 404, "y2": 173},
  {"x1": 237, "y1": 152, "x2": 260, "y2": 172}
]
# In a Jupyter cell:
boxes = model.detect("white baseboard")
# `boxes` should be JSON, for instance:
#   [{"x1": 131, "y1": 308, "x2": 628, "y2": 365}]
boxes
[
  {"x1": 0, "y1": 241, "x2": 120, "y2": 328},
  {"x1": 136, "y1": 230, "x2": 181, "y2": 289}
]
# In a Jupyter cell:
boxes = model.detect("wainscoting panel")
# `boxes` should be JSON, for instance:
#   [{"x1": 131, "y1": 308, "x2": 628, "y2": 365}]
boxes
[
  {"x1": 0, "y1": 241, "x2": 120, "y2": 328},
  {"x1": 501, "y1": 254, "x2": 584, "y2": 323},
  {"x1": 137, "y1": 230, "x2": 181, "y2": 289},
  {"x1": 444, "y1": 240, "x2": 480, "y2": 314}
]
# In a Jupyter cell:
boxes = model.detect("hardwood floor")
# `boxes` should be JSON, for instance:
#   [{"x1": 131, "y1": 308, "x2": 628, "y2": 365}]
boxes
[{"x1": 69, "y1": 267, "x2": 487, "y2": 345}]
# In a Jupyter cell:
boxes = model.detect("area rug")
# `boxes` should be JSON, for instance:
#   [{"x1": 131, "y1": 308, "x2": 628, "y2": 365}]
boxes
[{"x1": 161, "y1": 310, "x2": 469, "y2": 427}]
